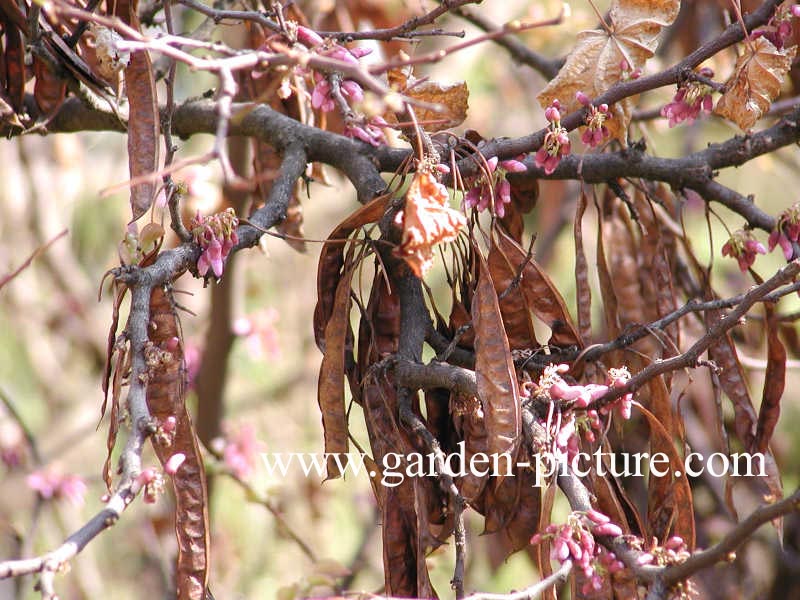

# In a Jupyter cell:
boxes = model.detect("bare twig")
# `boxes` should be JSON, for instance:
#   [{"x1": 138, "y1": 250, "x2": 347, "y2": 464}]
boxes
[{"x1": 0, "y1": 229, "x2": 68, "y2": 291}]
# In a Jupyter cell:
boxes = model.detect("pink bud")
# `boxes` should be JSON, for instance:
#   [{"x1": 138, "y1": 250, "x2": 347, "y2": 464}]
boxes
[
  {"x1": 296, "y1": 25, "x2": 324, "y2": 47},
  {"x1": 500, "y1": 159, "x2": 527, "y2": 173},
  {"x1": 665, "y1": 536, "x2": 685, "y2": 550},
  {"x1": 563, "y1": 538, "x2": 580, "y2": 561},
  {"x1": 585, "y1": 509, "x2": 610, "y2": 525},
  {"x1": 135, "y1": 467, "x2": 157, "y2": 488},
  {"x1": 593, "y1": 522, "x2": 623, "y2": 537},
  {"x1": 348, "y1": 46, "x2": 372, "y2": 59},
  {"x1": 165, "y1": 453, "x2": 186, "y2": 475},
  {"x1": 576, "y1": 91, "x2": 590, "y2": 106},
  {"x1": 545, "y1": 106, "x2": 561, "y2": 122},
  {"x1": 555, "y1": 538, "x2": 570, "y2": 561}
]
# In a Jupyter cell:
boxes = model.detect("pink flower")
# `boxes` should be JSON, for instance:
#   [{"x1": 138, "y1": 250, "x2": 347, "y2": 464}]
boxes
[
  {"x1": 535, "y1": 100, "x2": 571, "y2": 175},
  {"x1": 722, "y1": 230, "x2": 767, "y2": 272},
  {"x1": 27, "y1": 468, "x2": 87, "y2": 506},
  {"x1": 768, "y1": 202, "x2": 800, "y2": 260},
  {"x1": 344, "y1": 116, "x2": 389, "y2": 146},
  {"x1": 751, "y1": 4, "x2": 800, "y2": 49},
  {"x1": 221, "y1": 423, "x2": 265, "y2": 480},
  {"x1": 661, "y1": 68, "x2": 715, "y2": 128},
  {"x1": 576, "y1": 92, "x2": 611, "y2": 148},
  {"x1": 308, "y1": 40, "x2": 368, "y2": 114},
  {"x1": 191, "y1": 208, "x2": 238, "y2": 279},
  {"x1": 462, "y1": 154, "x2": 527, "y2": 217}
]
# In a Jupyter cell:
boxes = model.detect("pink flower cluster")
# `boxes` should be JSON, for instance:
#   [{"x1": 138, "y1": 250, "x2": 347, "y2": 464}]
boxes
[
  {"x1": 133, "y1": 467, "x2": 164, "y2": 504},
  {"x1": 296, "y1": 25, "x2": 371, "y2": 114},
  {"x1": 536, "y1": 364, "x2": 634, "y2": 419},
  {"x1": 661, "y1": 68, "x2": 715, "y2": 127},
  {"x1": 463, "y1": 155, "x2": 527, "y2": 217},
  {"x1": 27, "y1": 468, "x2": 87, "y2": 505},
  {"x1": 635, "y1": 535, "x2": 690, "y2": 568},
  {"x1": 530, "y1": 510, "x2": 625, "y2": 595},
  {"x1": 768, "y1": 202, "x2": 800, "y2": 260},
  {"x1": 532, "y1": 365, "x2": 634, "y2": 465},
  {"x1": 722, "y1": 229, "x2": 767, "y2": 272},
  {"x1": 344, "y1": 115, "x2": 390, "y2": 146},
  {"x1": 190, "y1": 207, "x2": 239, "y2": 278},
  {"x1": 535, "y1": 100, "x2": 571, "y2": 175},
  {"x1": 752, "y1": 4, "x2": 800, "y2": 49},
  {"x1": 576, "y1": 91, "x2": 610, "y2": 148}
]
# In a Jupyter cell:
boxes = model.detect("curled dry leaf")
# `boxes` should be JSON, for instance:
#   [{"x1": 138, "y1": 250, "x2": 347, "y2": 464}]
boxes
[
  {"x1": 538, "y1": 0, "x2": 680, "y2": 142},
  {"x1": 714, "y1": 37, "x2": 796, "y2": 131},
  {"x1": 394, "y1": 170, "x2": 466, "y2": 277}
]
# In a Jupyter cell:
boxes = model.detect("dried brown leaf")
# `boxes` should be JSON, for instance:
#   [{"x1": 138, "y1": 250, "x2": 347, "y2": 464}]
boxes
[
  {"x1": 574, "y1": 190, "x2": 592, "y2": 343},
  {"x1": 755, "y1": 305, "x2": 786, "y2": 454},
  {"x1": 489, "y1": 228, "x2": 582, "y2": 348},
  {"x1": 146, "y1": 286, "x2": 209, "y2": 600},
  {"x1": 634, "y1": 400, "x2": 695, "y2": 549},
  {"x1": 538, "y1": 0, "x2": 679, "y2": 142},
  {"x1": 595, "y1": 195, "x2": 622, "y2": 337},
  {"x1": 317, "y1": 260, "x2": 356, "y2": 480},
  {"x1": 715, "y1": 37, "x2": 796, "y2": 131},
  {"x1": 33, "y1": 57, "x2": 66, "y2": 115},
  {"x1": 453, "y1": 397, "x2": 489, "y2": 502},
  {"x1": 473, "y1": 252, "x2": 521, "y2": 462},
  {"x1": 314, "y1": 195, "x2": 388, "y2": 351},
  {"x1": 491, "y1": 463, "x2": 542, "y2": 554},
  {"x1": 642, "y1": 379, "x2": 694, "y2": 548},
  {"x1": 115, "y1": 0, "x2": 159, "y2": 221},
  {"x1": 2, "y1": 13, "x2": 25, "y2": 112},
  {"x1": 395, "y1": 171, "x2": 465, "y2": 277},
  {"x1": 389, "y1": 67, "x2": 469, "y2": 131}
]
